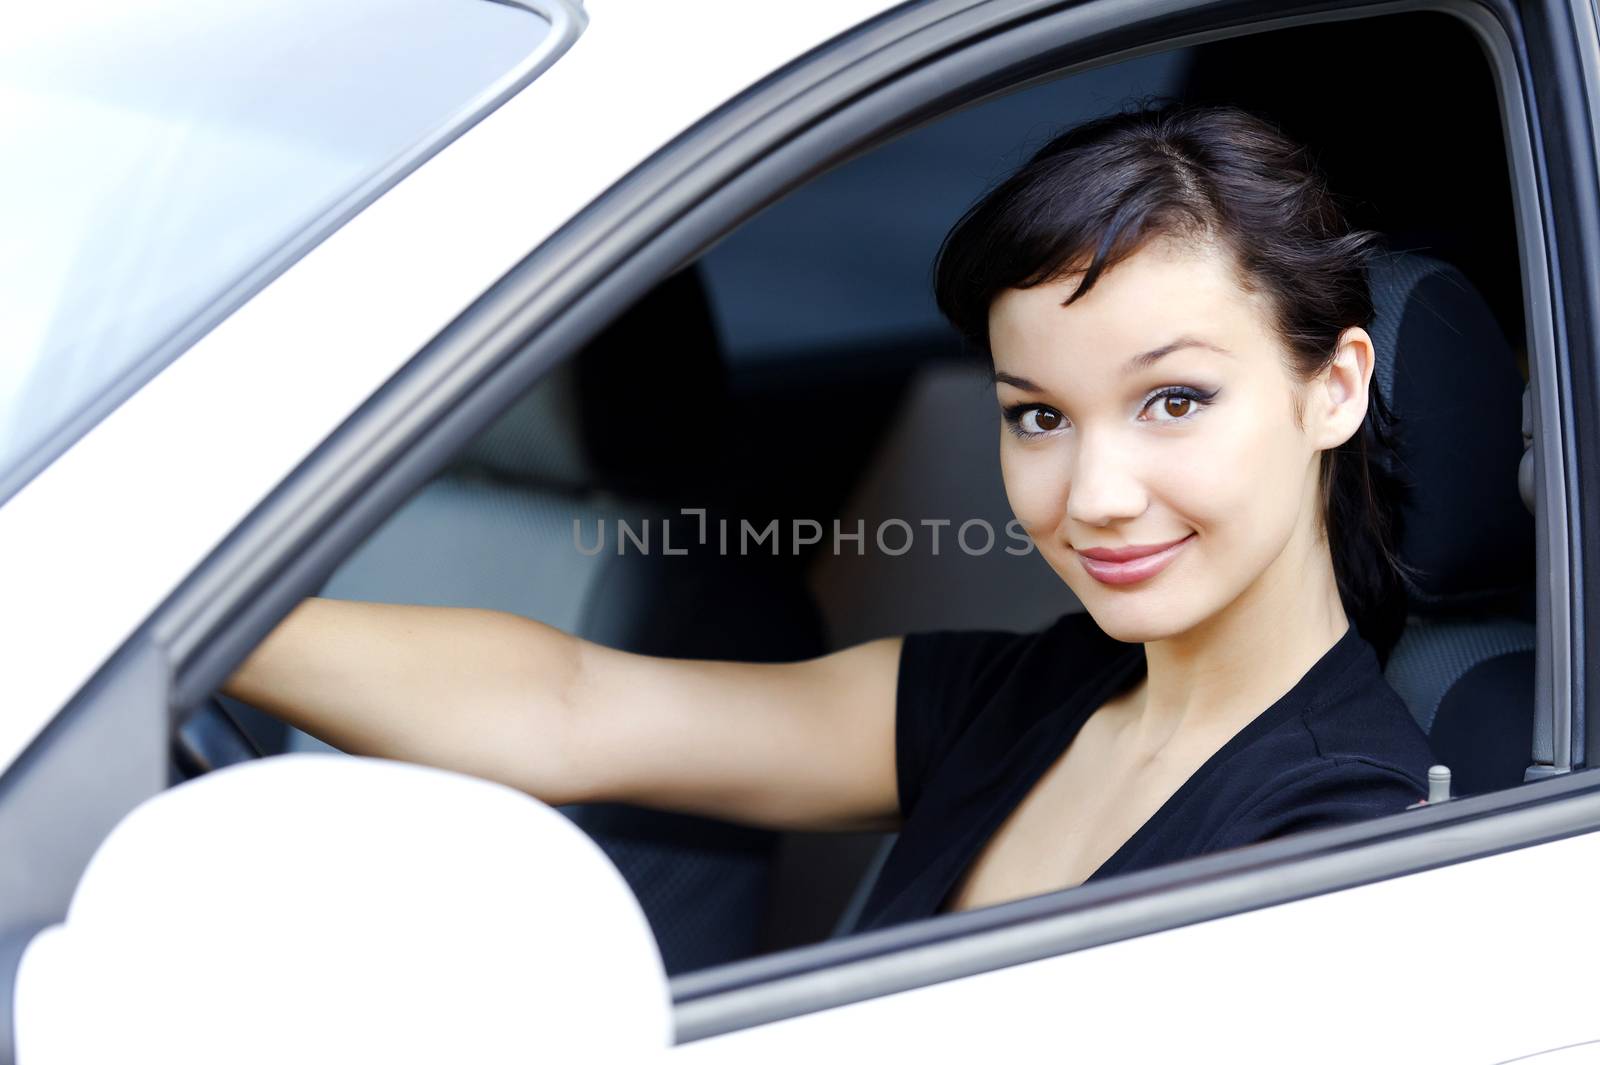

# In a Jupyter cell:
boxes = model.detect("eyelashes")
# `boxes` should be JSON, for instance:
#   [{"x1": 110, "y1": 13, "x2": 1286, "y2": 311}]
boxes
[
  {"x1": 1001, "y1": 386, "x2": 1220, "y2": 439},
  {"x1": 1140, "y1": 385, "x2": 1219, "y2": 424},
  {"x1": 1002, "y1": 405, "x2": 1066, "y2": 437}
]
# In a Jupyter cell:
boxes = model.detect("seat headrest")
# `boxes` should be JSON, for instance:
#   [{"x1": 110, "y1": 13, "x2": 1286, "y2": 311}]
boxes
[
  {"x1": 1368, "y1": 250, "x2": 1533, "y2": 612},
  {"x1": 459, "y1": 265, "x2": 726, "y2": 498}
]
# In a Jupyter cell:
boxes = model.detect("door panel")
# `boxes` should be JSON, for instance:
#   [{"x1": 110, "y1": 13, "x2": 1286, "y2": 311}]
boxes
[{"x1": 672, "y1": 829, "x2": 1600, "y2": 1061}]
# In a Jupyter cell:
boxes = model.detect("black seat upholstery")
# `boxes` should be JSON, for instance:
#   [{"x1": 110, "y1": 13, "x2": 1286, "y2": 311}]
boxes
[{"x1": 1365, "y1": 250, "x2": 1537, "y2": 796}]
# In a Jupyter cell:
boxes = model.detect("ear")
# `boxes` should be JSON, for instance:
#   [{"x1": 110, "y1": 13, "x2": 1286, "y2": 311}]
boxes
[{"x1": 1308, "y1": 326, "x2": 1375, "y2": 450}]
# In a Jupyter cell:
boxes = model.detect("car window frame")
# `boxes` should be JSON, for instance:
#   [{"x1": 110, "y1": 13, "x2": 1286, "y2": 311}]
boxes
[
  {"x1": 1540, "y1": 0, "x2": 1600, "y2": 774},
  {"x1": 134, "y1": 0, "x2": 1597, "y2": 1042}
]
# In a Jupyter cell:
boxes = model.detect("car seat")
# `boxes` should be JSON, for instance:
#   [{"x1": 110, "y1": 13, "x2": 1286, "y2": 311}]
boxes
[{"x1": 1364, "y1": 251, "x2": 1537, "y2": 795}]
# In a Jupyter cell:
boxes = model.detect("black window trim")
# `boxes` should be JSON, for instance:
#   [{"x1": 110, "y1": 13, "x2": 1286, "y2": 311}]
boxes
[
  {"x1": 121, "y1": 0, "x2": 1592, "y2": 1044},
  {"x1": 1536, "y1": 0, "x2": 1600, "y2": 773}
]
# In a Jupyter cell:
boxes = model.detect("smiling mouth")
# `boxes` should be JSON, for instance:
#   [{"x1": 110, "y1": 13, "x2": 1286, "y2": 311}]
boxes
[{"x1": 1076, "y1": 533, "x2": 1195, "y2": 586}]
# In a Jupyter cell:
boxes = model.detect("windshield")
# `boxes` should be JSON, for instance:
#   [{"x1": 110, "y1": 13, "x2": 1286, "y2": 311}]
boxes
[{"x1": 0, "y1": 0, "x2": 575, "y2": 501}]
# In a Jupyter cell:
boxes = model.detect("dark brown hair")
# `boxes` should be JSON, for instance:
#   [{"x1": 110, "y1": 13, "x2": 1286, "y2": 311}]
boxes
[{"x1": 933, "y1": 101, "x2": 1414, "y2": 661}]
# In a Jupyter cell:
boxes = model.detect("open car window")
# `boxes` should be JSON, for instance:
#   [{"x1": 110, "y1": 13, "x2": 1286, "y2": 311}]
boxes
[{"x1": 197, "y1": 3, "x2": 1547, "y2": 975}]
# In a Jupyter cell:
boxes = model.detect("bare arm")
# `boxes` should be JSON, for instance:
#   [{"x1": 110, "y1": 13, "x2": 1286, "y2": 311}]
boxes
[{"x1": 222, "y1": 597, "x2": 903, "y2": 833}]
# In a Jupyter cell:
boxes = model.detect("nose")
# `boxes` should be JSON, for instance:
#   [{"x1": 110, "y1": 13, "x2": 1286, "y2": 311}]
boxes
[{"x1": 1064, "y1": 428, "x2": 1149, "y2": 528}]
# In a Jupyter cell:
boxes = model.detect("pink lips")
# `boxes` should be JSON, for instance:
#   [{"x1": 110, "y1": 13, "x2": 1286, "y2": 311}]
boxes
[{"x1": 1076, "y1": 533, "x2": 1194, "y2": 586}]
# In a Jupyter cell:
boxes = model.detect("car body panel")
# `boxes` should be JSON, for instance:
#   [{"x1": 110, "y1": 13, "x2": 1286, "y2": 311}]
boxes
[
  {"x1": 0, "y1": 0, "x2": 904, "y2": 778},
  {"x1": 672, "y1": 828, "x2": 1600, "y2": 1061}
]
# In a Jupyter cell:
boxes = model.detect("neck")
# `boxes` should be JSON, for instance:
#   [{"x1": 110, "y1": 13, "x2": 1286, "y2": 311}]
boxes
[{"x1": 1119, "y1": 521, "x2": 1350, "y2": 755}]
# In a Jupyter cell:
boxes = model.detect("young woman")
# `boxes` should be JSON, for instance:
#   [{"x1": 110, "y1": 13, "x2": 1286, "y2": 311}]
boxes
[{"x1": 223, "y1": 102, "x2": 1436, "y2": 933}]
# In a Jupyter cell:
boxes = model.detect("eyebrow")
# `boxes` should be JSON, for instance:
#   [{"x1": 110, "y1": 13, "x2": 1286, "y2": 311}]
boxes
[{"x1": 992, "y1": 336, "x2": 1230, "y2": 392}]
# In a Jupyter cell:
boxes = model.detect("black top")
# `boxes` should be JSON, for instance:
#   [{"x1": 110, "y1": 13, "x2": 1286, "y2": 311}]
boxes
[{"x1": 852, "y1": 611, "x2": 1436, "y2": 933}]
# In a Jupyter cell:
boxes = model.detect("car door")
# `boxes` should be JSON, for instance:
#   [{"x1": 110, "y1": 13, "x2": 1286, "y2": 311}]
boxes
[{"x1": 141, "y1": 0, "x2": 1592, "y2": 1059}]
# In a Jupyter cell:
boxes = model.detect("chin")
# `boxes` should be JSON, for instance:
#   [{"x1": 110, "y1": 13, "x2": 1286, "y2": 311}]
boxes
[{"x1": 1076, "y1": 599, "x2": 1188, "y2": 645}]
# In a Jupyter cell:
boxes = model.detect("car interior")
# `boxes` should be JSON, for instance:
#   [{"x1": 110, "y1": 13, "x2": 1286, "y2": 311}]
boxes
[{"x1": 182, "y1": 11, "x2": 1539, "y2": 976}]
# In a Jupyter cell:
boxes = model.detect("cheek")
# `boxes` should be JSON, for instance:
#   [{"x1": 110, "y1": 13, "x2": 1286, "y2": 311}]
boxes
[
  {"x1": 1164, "y1": 429, "x2": 1253, "y2": 519},
  {"x1": 1171, "y1": 401, "x2": 1309, "y2": 537},
  {"x1": 999, "y1": 443, "x2": 1063, "y2": 532}
]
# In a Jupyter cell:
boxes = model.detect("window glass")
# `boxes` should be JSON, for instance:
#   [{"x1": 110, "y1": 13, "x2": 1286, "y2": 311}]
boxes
[{"x1": 0, "y1": 0, "x2": 554, "y2": 492}]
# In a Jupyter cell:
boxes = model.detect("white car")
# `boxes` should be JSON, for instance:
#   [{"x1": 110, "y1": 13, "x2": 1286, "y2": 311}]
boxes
[{"x1": 4, "y1": 0, "x2": 1599, "y2": 1061}]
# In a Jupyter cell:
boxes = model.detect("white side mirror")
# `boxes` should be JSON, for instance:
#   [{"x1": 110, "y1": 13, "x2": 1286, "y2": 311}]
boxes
[{"x1": 13, "y1": 754, "x2": 671, "y2": 1063}]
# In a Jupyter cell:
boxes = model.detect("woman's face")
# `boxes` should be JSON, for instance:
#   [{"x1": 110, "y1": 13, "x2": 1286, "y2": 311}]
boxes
[{"x1": 989, "y1": 236, "x2": 1354, "y2": 644}]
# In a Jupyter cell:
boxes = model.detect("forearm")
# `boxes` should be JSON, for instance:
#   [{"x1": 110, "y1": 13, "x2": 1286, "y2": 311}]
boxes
[{"x1": 221, "y1": 597, "x2": 589, "y2": 803}]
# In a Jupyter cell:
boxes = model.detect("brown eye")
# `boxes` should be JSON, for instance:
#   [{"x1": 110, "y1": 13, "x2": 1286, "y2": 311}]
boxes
[
  {"x1": 1005, "y1": 404, "x2": 1069, "y2": 437},
  {"x1": 1144, "y1": 387, "x2": 1215, "y2": 423}
]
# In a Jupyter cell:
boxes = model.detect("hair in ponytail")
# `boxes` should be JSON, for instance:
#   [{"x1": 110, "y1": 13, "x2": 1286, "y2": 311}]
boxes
[{"x1": 933, "y1": 100, "x2": 1416, "y2": 663}]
